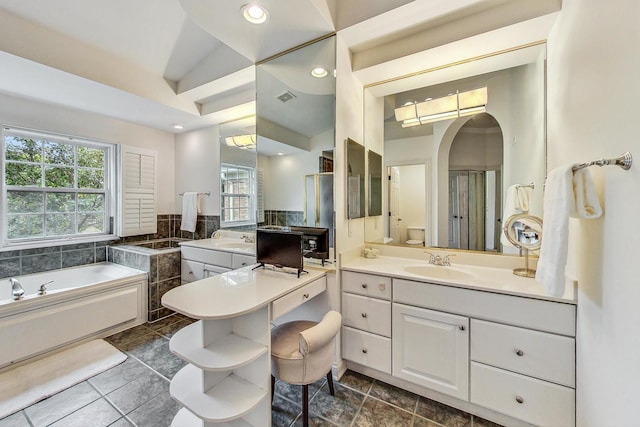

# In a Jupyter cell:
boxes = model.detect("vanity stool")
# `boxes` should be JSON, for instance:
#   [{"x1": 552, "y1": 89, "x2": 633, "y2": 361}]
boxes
[{"x1": 270, "y1": 310, "x2": 342, "y2": 427}]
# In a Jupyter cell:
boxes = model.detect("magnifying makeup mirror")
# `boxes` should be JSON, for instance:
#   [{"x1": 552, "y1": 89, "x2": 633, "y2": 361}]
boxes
[{"x1": 503, "y1": 214, "x2": 543, "y2": 278}]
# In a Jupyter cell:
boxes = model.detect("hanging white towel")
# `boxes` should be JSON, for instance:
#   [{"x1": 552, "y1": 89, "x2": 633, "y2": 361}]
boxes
[
  {"x1": 515, "y1": 185, "x2": 532, "y2": 212},
  {"x1": 180, "y1": 192, "x2": 199, "y2": 233},
  {"x1": 500, "y1": 184, "x2": 531, "y2": 247},
  {"x1": 535, "y1": 166, "x2": 602, "y2": 297}
]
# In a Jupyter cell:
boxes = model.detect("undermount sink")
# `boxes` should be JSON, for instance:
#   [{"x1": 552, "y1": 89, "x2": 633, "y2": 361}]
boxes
[{"x1": 403, "y1": 265, "x2": 476, "y2": 281}]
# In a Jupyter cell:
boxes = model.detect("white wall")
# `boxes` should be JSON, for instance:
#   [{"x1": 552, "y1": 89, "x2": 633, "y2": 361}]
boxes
[
  {"x1": 547, "y1": 1, "x2": 640, "y2": 425},
  {"x1": 175, "y1": 126, "x2": 220, "y2": 216},
  {"x1": 0, "y1": 93, "x2": 176, "y2": 214}
]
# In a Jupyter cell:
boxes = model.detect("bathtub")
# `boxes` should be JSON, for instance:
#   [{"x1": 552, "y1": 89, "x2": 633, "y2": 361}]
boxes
[{"x1": 0, "y1": 263, "x2": 147, "y2": 369}]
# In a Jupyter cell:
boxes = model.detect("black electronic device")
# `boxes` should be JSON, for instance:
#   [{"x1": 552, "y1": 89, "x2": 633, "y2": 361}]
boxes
[
  {"x1": 255, "y1": 229, "x2": 305, "y2": 277},
  {"x1": 289, "y1": 226, "x2": 329, "y2": 266}
]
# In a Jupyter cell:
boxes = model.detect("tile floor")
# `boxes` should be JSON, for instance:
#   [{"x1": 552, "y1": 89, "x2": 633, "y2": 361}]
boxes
[{"x1": 0, "y1": 315, "x2": 503, "y2": 427}]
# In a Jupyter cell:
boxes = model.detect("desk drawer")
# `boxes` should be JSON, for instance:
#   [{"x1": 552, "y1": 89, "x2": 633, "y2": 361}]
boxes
[
  {"x1": 471, "y1": 362, "x2": 575, "y2": 427},
  {"x1": 471, "y1": 319, "x2": 575, "y2": 387},
  {"x1": 342, "y1": 293, "x2": 391, "y2": 337},
  {"x1": 342, "y1": 326, "x2": 391, "y2": 374},
  {"x1": 342, "y1": 271, "x2": 391, "y2": 300},
  {"x1": 271, "y1": 277, "x2": 326, "y2": 320}
]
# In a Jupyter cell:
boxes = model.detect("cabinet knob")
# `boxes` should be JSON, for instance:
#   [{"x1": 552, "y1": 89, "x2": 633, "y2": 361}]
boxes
[
  {"x1": 515, "y1": 349, "x2": 524, "y2": 357},
  {"x1": 361, "y1": 313, "x2": 367, "y2": 318},
  {"x1": 379, "y1": 283, "x2": 385, "y2": 291},
  {"x1": 361, "y1": 283, "x2": 368, "y2": 289},
  {"x1": 362, "y1": 348, "x2": 368, "y2": 354},
  {"x1": 515, "y1": 395, "x2": 524, "y2": 404},
  {"x1": 303, "y1": 293, "x2": 310, "y2": 299},
  {"x1": 458, "y1": 325, "x2": 465, "y2": 331}
]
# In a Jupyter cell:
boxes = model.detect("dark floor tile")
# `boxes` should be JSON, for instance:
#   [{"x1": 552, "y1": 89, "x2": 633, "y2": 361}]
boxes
[
  {"x1": 272, "y1": 394, "x2": 301, "y2": 427},
  {"x1": 337, "y1": 370, "x2": 374, "y2": 394},
  {"x1": 352, "y1": 396, "x2": 413, "y2": 427},
  {"x1": 308, "y1": 382, "x2": 365, "y2": 426},
  {"x1": 24, "y1": 381, "x2": 100, "y2": 427},
  {"x1": 145, "y1": 314, "x2": 183, "y2": 331},
  {"x1": 274, "y1": 377, "x2": 326, "y2": 405},
  {"x1": 48, "y1": 398, "x2": 121, "y2": 427},
  {"x1": 0, "y1": 411, "x2": 30, "y2": 427},
  {"x1": 106, "y1": 324, "x2": 155, "y2": 350},
  {"x1": 412, "y1": 415, "x2": 442, "y2": 427},
  {"x1": 369, "y1": 380, "x2": 419, "y2": 411},
  {"x1": 106, "y1": 370, "x2": 169, "y2": 415},
  {"x1": 145, "y1": 341, "x2": 187, "y2": 380},
  {"x1": 416, "y1": 397, "x2": 472, "y2": 427},
  {"x1": 154, "y1": 318, "x2": 190, "y2": 339},
  {"x1": 88, "y1": 357, "x2": 151, "y2": 395},
  {"x1": 126, "y1": 390, "x2": 181, "y2": 427},
  {"x1": 291, "y1": 413, "x2": 341, "y2": 426},
  {"x1": 472, "y1": 415, "x2": 503, "y2": 427}
]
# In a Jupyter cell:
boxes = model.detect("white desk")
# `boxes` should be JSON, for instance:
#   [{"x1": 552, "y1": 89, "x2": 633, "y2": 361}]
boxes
[{"x1": 162, "y1": 266, "x2": 326, "y2": 427}]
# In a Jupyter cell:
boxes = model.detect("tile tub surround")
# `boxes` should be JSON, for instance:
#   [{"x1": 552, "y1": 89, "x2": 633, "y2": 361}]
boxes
[
  {"x1": 0, "y1": 315, "x2": 503, "y2": 427},
  {"x1": 261, "y1": 210, "x2": 304, "y2": 228}
]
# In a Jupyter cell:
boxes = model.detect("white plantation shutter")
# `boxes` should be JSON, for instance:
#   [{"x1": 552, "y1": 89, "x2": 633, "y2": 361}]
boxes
[
  {"x1": 256, "y1": 168, "x2": 264, "y2": 223},
  {"x1": 118, "y1": 146, "x2": 157, "y2": 236}
]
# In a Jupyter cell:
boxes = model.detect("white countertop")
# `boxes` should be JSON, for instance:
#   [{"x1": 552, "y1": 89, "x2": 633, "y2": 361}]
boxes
[
  {"x1": 162, "y1": 266, "x2": 325, "y2": 319},
  {"x1": 341, "y1": 255, "x2": 576, "y2": 304},
  {"x1": 179, "y1": 238, "x2": 256, "y2": 255}
]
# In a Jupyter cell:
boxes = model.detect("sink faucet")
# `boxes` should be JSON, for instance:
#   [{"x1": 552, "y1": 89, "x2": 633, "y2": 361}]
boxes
[
  {"x1": 425, "y1": 252, "x2": 456, "y2": 266},
  {"x1": 38, "y1": 280, "x2": 53, "y2": 295},
  {"x1": 241, "y1": 234, "x2": 255, "y2": 244},
  {"x1": 9, "y1": 278, "x2": 24, "y2": 300}
]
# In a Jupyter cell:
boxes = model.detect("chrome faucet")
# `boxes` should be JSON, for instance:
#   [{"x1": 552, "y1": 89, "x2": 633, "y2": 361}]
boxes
[
  {"x1": 38, "y1": 280, "x2": 53, "y2": 295},
  {"x1": 241, "y1": 234, "x2": 255, "y2": 244},
  {"x1": 426, "y1": 251, "x2": 455, "y2": 266},
  {"x1": 9, "y1": 278, "x2": 24, "y2": 300}
]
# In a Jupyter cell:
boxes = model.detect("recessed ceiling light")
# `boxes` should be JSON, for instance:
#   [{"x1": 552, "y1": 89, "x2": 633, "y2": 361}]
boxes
[
  {"x1": 311, "y1": 67, "x2": 328, "y2": 78},
  {"x1": 242, "y1": 4, "x2": 268, "y2": 24},
  {"x1": 172, "y1": 124, "x2": 184, "y2": 130},
  {"x1": 277, "y1": 152, "x2": 284, "y2": 156}
]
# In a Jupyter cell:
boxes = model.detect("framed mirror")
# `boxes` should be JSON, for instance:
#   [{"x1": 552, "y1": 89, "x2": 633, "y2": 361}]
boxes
[
  {"x1": 364, "y1": 43, "x2": 547, "y2": 254},
  {"x1": 346, "y1": 138, "x2": 365, "y2": 219},
  {"x1": 367, "y1": 150, "x2": 383, "y2": 216}
]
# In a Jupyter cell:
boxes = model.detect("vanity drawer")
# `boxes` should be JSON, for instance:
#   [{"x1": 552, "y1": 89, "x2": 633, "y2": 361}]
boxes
[
  {"x1": 471, "y1": 362, "x2": 575, "y2": 427},
  {"x1": 181, "y1": 259, "x2": 204, "y2": 283},
  {"x1": 232, "y1": 254, "x2": 256, "y2": 269},
  {"x1": 181, "y1": 246, "x2": 232, "y2": 268},
  {"x1": 342, "y1": 293, "x2": 391, "y2": 337},
  {"x1": 471, "y1": 319, "x2": 575, "y2": 387},
  {"x1": 271, "y1": 277, "x2": 326, "y2": 320},
  {"x1": 342, "y1": 271, "x2": 391, "y2": 300},
  {"x1": 342, "y1": 326, "x2": 391, "y2": 374}
]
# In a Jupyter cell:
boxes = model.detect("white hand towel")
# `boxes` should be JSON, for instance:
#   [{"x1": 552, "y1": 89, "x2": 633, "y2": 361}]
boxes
[
  {"x1": 180, "y1": 192, "x2": 199, "y2": 233},
  {"x1": 501, "y1": 184, "x2": 531, "y2": 247},
  {"x1": 535, "y1": 166, "x2": 601, "y2": 297},
  {"x1": 515, "y1": 185, "x2": 532, "y2": 212}
]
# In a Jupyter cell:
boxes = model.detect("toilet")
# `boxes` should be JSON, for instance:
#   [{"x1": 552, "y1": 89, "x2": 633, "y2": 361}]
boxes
[{"x1": 406, "y1": 226, "x2": 425, "y2": 246}]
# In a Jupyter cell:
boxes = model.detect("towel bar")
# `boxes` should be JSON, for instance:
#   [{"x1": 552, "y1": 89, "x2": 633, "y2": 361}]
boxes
[
  {"x1": 178, "y1": 192, "x2": 211, "y2": 196},
  {"x1": 572, "y1": 152, "x2": 632, "y2": 171}
]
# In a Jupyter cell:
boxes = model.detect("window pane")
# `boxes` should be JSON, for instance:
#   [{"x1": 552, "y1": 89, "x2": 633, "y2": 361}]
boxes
[
  {"x1": 44, "y1": 141, "x2": 74, "y2": 166},
  {"x1": 4, "y1": 137, "x2": 42, "y2": 162},
  {"x1": 78, "y1": 213, "x2": 104, "y2": 233},
  {"x1": 5, "y1": 162, "x2": 42, "y2": 186},
  {"x1": 7, "y1": 191, "x2": 44, "y2": 213},
  {"x1": 45, "y1": 213, "x2": 75, "y2": 236},
  {"x1": 46, "y1": 192, "x2": 75, "y2": 213},
  {"x1": 8, "y1": 214, "x2": 44, "y2": 239},
  {"x1": 77, "y1": 168, "x2": 104, "y2": 189},
  {"x1": 45, "y1": 166, "x2": 75, "y2": 188},
  {"x1": 77, "y1": 146, "x2": 104, "y2": 168},
  {"x1": 78, "y1": 193, "x2": 104, "y2": 212}
]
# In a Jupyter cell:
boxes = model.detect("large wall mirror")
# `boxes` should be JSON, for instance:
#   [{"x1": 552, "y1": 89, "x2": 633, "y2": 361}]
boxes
[
  {"x1": 255, "y1": 35, "x2": 336, "y2": 251},
  {"x1": 364, "y1": 43, "x2": 546, "y2": 254}
]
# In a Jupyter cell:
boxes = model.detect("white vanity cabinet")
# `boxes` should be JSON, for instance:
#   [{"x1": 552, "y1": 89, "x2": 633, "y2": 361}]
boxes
[
  {"x1": 341, "y1": 271, "x2": 392, "y2": 373},
  {"x1": 180, "y1": 245, "x2": 255, "y2": 284}
]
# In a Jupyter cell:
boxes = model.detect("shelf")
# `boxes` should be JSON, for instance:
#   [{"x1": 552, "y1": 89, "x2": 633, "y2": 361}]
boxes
[
  {"x1": 171, "y1": 365, "x2": 267, "y2": 423},
  {"x1": 170, "y1": 321, "x2": 267, "y2": 371},
  {"x1": 171, "y1": 408, "x2": 254, "y2": 427}
]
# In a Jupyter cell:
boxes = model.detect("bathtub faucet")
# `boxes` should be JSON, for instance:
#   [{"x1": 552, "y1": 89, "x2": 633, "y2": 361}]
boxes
[
  {"x1": 39, "y1": 280, "x2": 53, "y2": 295},
  {"x1": 9, "y1": 278, "x2": 24, "y2": 300}
]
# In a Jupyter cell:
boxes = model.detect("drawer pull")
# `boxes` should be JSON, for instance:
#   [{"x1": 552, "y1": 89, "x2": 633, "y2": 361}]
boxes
[
  {"x1": 362, "y1": 348, "x2": 368, "y2": 354},
  {"x1": 379, "y1": 283, "x2": 386, "y2": 291},
  {"x1": 515, "y1": 395, "x2": 524, "y2": 404},
  {"x1": 361, "y1": 283, "x2": 368, "y2": 289},
  {"x1": 515, "y1": 349, "x2": 524, "y2": 357},
  {"x1": 458, "y1": 325, "x2": 465, "y2": 331},
  {"x1": 361, "y1": 313, "x2": 367, "y2": 318},
  {"x1": 303, "y1": 293, "x2": 310, "y2": 299}
]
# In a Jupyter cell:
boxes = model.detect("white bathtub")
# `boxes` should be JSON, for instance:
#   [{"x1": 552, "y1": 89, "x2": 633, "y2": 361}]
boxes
[{"x1": 0, "y1": 263, "x2": 147, "y2": 369}]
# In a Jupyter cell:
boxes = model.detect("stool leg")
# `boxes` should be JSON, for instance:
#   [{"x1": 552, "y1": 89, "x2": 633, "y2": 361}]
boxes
[
  {"x1": 326, "y1": 371, "x2": 335, "y2": 396},
  {"x1": 271, "y1": 375, "x2": 275, "y2": 402},
  {"x1": 302, "y1": 384, "x2": 309, "y2": 427}
]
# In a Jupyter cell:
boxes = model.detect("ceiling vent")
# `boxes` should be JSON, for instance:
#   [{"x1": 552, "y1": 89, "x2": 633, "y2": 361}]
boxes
[{"x1": 276, "y1": 91, "x2": 296, "y2": 103}]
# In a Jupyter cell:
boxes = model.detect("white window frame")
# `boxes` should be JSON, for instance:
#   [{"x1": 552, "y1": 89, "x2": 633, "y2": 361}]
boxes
[
  {"x1": 220, "y1": 163, "x2": 256, "y2": 226},
  {"x1": 1, "y1": 126, "x2": 118, "y2": 249}
]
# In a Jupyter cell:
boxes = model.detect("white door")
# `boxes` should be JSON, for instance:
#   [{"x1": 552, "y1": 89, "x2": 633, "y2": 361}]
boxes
[
  {"x1": 388, "y1": 167, "x2": 401, "y2": 243},
  {"x1": 392, "y1": 303, "x2": 469, "y2": 400},
  {"x1": 448, "y1": 173, "x2": 460, "y2": 248}
]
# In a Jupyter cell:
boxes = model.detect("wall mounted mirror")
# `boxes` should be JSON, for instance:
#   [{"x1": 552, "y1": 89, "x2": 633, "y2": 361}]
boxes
[
  {"x1": 346, "y1": 138, "x2": 365, "y2": 219},
  {"x1": 364, "y1": 43, "x2": 547, "y2": 254},
  {"x1": 255, "y1": 35, "x2": 336, "y2": 252},
  {"x1": 367, "y1": 150, "x2": 383, "y2": 216}
]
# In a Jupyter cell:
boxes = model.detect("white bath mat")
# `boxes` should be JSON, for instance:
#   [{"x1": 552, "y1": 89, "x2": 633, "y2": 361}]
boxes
[{"x1": 0, "y1": 339, "x2": 126, "y2": 419}]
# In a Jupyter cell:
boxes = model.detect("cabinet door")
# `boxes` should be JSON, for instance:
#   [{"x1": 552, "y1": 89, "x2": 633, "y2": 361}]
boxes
[
  {"x1": 392, "y1": 303, "x2": 469, "y2": 400},
  {"x1": 181, "y1": 260, "x2": 204, "y2": 283}
]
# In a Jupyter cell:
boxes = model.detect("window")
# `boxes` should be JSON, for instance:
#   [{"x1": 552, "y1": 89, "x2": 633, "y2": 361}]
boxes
[
  {"x1": 2, "y1": 127, "x2": 116, "y2": 246},
  {"x1": 220, "y1": 163, "x2": 255, "y2": 225}
]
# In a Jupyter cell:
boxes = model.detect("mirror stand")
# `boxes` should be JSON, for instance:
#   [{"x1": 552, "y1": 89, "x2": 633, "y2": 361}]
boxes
[{"x1": 513, "y1": 248, "x2": 536, "y2": 278}]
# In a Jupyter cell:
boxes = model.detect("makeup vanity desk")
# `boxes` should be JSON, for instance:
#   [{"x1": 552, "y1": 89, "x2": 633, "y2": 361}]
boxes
[{"x1": 162, "y1": 265, "x2": 327, "y2": 426}]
